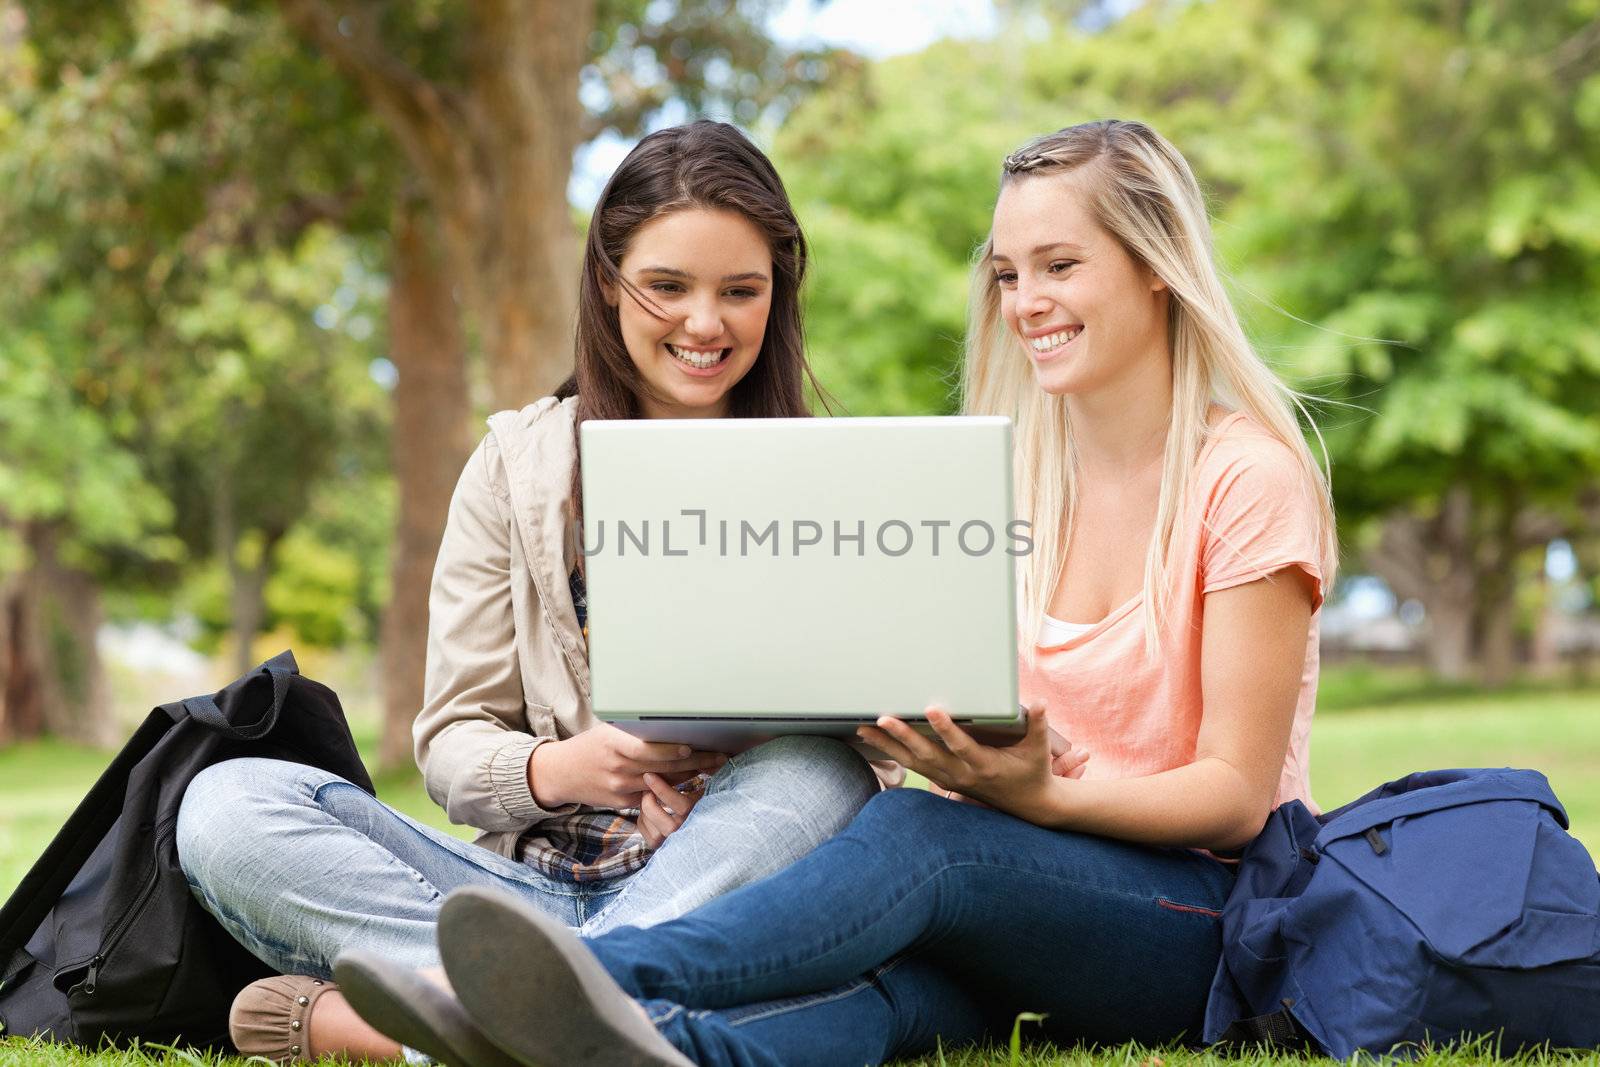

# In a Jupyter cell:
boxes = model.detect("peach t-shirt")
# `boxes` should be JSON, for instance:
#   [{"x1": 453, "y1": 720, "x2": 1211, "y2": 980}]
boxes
[{"x1": 1017, "y1": 412, "x2": 1326, "y2": 813}]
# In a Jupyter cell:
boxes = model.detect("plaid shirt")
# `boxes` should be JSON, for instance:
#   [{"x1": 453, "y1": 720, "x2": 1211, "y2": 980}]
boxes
[{"x1": 518, "y1": 809, "x2": 653, "y2": 883}]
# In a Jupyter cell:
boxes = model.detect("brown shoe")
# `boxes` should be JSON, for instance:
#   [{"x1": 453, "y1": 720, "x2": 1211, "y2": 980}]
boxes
[{"x1": 229, "y1": 974, "x2": 334, "y2": 1064}]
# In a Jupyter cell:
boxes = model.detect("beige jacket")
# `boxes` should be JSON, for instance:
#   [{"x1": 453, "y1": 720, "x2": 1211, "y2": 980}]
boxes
[{"x1": 414, "y1": 396, "x2": 899, "y2": 859}]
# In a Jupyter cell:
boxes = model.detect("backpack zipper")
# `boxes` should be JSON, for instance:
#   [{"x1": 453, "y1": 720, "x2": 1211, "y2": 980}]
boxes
[
  {"x1": 95, "y1": 842, "x2": 166, "y2": 959},
  {"x1": 63, "y1": 823, "x2": 167, "y2": 999},
  {"x1": 66, "y1": 954, "x2": 103, "y2": 998}
]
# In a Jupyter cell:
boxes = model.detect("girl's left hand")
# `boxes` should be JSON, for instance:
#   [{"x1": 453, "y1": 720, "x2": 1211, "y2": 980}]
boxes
[
  {"x1": 638, "y1": 772, "x2": 706, "y2": 848},
  {"x1": 857, "y1": 703, "x2": 1058, "y2": 821}
]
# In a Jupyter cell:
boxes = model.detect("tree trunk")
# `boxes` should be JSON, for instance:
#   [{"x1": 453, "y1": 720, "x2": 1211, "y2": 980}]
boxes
[
  {"x1": 1366, "y1": 486, "x2": 1479, "y2": 682},
  {"x1": 1475, "y1": 489, "x2": 1521, "y2": 688},
  {"x1": 278, "y1": 0, "x2": 594, "y2": 413},
  {"x1": 378, "y1": 199, "x2": 471, "y2": 771},
  {"x1": 229, "y1": 547, "x2": 272, "y2": 679},
  {"x1": 0, "y1": 522, "x2": 116, "y2": 745},
  {"x1": 0, "y1": 562, "x2": 42, "y2": 744},
  {"x1": 1567, "y1": 492, "x2": 1600, "y2": 685},
  {"x1": 1424, "y1": 600, "x2": 1476, "y2": 681},
  {"x1": 213, "y1": 460, "x2": 284, "y2": 679},
  {"x1": 461, "y1": 0, "x2": 591, "y2": 410},
  {"x1": 1529, "y1": 565, "x2": 1562, "y2": 677}
]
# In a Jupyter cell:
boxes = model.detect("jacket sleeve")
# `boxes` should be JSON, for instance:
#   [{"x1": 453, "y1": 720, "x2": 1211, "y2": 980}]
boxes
[{"x1": 413, "y1": 434, "x2": 580, "y2": 831}]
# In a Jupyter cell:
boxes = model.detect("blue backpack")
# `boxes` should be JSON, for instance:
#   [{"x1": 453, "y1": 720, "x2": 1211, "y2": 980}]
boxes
[{"x1": 1204, "y1": 768, "x2": 1600, "y2": 1058}]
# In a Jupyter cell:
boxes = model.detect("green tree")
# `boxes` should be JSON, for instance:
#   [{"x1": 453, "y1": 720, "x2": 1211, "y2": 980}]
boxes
[
  {"x1": 2, "y1": 0, "x2": 847, "y2": 762},
  {"x1": 0, "y1": 4, "x2": 174, "y2": 741},
  {"x1": 0, "y1": 330, "x2": 174, "y2": 743},
  {"x1": 1177, "y1": 0, "x2": 1600, "y2": 683},
  {"x1": 778, "y1": 0, "x2": 1600, "y2": 683},
  {"x1": 0, "y1": 0, "x2": 393, "y2": 737}
]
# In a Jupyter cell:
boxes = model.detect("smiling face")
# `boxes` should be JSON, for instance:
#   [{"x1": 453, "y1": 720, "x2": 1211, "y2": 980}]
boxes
[
  {"x1": 607, "y1": 206, "x2": 774, "y2": 419},
  {"x1": 990, "y1": 171, "x2": 1169, "y2": 398}
]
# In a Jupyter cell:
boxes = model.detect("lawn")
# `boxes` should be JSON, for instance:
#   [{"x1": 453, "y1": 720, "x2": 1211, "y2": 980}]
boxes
[{"x1": 2, "y1": 669, "x2": 1598, "y2": 1065}]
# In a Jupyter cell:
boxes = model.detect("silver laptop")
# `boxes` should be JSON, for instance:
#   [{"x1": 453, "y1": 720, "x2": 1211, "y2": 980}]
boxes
[{"x1": 579, "y1": 416, "x2": 1023, "y2": 754}]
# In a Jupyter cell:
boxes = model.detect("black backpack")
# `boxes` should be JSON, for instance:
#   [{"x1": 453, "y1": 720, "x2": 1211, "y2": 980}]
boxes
[{"x1": 0, "y1": 651, "x2": 376, "y2": 1051}]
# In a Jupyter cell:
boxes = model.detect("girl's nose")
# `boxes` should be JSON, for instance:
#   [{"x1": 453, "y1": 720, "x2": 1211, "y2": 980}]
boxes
[
  {"x1": 1015, "y1": 276, "x2": 1053, "y2": 319},
  {"x1": 684, "y1": 297, "x2": 723, "y2": 341}
]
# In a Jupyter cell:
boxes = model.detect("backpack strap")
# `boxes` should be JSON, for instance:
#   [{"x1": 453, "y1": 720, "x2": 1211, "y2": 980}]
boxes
[
  {"x1": 0, "y1": 709, "x2": 174, "y2": 963},
  {"x1": 1214, "y1": 1002, "x2": 1311, "y2": 1050},
  {"x1": 174, "y1": 654, "x2": 295, "y2": 741}
]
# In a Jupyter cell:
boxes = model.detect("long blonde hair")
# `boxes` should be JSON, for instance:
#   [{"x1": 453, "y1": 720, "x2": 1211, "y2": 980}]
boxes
[{"x1": 961, "y1": 119, "x2": 1337, "y2": 658}]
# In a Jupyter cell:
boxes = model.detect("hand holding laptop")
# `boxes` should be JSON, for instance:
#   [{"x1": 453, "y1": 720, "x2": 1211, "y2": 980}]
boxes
[
  {"x1": 928, "y1": 718, "x2": 1089, "y2": 807},
  {"x1": 857, "y1": 703, "x2": 1087, "y2": 821},
  {"x1": 528, "y1": 723, "x2": 727, "y2": 810}
]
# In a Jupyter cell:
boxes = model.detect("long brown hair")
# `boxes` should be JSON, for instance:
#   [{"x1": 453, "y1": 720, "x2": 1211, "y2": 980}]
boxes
[{"x1": 556, "y1": 121, "x2": 825, "y2": 510}]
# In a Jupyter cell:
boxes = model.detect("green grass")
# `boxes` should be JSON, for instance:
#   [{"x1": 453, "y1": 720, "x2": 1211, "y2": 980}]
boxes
[
  {"x1": 5, "y1": 1033, "x2": 1600, "y2": 1067},
  {"x1": 3, "y1": 672, "x2": 1598, "y2": 1065}
]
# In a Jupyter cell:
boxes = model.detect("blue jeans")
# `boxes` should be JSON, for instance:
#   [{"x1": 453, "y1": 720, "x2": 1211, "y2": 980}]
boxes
[
  {"x1": 584, "y1": 788, "x2": 1237, "y2": 1066},
  {"x1": 174, "y1": 735, "x2": 879, "y2": 977}
]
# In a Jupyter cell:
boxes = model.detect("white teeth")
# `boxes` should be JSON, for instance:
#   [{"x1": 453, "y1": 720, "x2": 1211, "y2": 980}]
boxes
[
  {"x1": 1029, "y1": 327, "x2": 1082, "y2": 352},
  {"x1": 667, "y1": 343, "x2": 727, "y2": 369}
]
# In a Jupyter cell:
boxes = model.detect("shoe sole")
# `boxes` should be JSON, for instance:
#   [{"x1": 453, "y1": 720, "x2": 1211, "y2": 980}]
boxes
[
  {"x1": 333, "y1": 948, "x2": 522, "y2": 1067},
  {"x1": 439, "y1": 886, "x2": 693, "y2": 1067}
]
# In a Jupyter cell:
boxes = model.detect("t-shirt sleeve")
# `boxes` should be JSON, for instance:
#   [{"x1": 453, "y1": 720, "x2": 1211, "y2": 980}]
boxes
[{"x1": 1198, "y1": 436, "x2": 1326, "y2": 612}]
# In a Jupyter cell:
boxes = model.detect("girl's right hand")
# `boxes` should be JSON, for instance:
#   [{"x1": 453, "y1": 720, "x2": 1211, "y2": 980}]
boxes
[
  {"x1": 529, "y1": 723, "x2": 727, "y2": 809},
  {"x1": 936, "y1": 732, "x2": 1088, "y2": 805}
]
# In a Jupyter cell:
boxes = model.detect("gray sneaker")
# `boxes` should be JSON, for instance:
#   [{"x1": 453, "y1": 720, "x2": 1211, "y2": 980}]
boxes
[
  {"x1": 334, "y1": 949, "x2": 522, "y2": 1067},
  {"x1": 438, "y1": 886, "x2": 696, "y2": 1067}
]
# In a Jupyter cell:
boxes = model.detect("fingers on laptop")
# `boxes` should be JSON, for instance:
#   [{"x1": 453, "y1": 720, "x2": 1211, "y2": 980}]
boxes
[
  {"x1": 866, "y1": 726, "x2": 977, "y2": 801},
  {"x1": 857, "y1": 715, "x2": 947, "y2": 774},
  {"x1": 925, "y1": 708, "x2": 987, "y2": 760},
  {"x1": 617, "y1": 735, "x2": 728, "y2": 775}
]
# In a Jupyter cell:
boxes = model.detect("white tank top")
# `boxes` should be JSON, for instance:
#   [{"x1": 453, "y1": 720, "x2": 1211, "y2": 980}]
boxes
[{"x1": 1040, "y1": 613, "x2": 1096, "y2": 644}]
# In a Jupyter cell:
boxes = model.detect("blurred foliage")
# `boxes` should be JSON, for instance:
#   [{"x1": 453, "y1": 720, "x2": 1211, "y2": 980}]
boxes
[
  {"x1": 0, "y1": 0, "x2": 853, "y2": 661},
  {"x1": 586, "y1": 0, "x2": 862, "y2": 135},
  {"x1": 777, "y1": 0, "x2": 1600, "y2": 576},
  {"x1": 776, "y1": 41, "x2": 1062, "y2": 415},
  {"x1": 1188, "y1": 1, "x2": 1600, "y2": 541},
  {"x1": 0, "y1": 0, "x2": 394, "y2": 649},
  {"x1": 3, "y1": 0, "x2": 1597, "y2": 666}
]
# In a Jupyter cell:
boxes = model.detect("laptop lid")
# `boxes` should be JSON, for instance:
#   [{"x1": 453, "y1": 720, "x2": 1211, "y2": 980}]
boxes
[{"x1": 580, "y1": 417, "x2": 1019, "y2": 722}]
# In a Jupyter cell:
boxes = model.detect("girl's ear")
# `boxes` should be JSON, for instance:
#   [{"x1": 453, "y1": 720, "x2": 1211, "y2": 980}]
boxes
[
  {"x1": 601, "y1": 278, "x2": 620, "y2": 307},
  {"x1": 1148, "y1": 266, "x2": 1168, "y2": 294}
]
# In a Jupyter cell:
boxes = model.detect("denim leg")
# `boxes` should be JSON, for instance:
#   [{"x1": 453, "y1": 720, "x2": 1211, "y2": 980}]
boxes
[
  {"x1": 588, "y1": 788, "x2": 1235, "y2": 1046},
  {"x1": 581, "y1": 736, "x2": 878, "y2": 936},
  {"x1": 649, "y1": 956, "x2": 988, "y2": 1067},
  {"x1": 175, "y1": 757, "x2": 587, "y2": 976}
]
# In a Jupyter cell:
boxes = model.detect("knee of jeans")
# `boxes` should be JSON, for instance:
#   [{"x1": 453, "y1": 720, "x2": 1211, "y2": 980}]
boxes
[
  {"x1": 713, "y1": 736, "x2": 878, "y2": 844},
  {"x1": 850, "y1": 786, "x2": 955, "y2": 842},
  {"x1": 731, "y1": 736, "x2": 877, "y2": 802},
  {"x1": 175, "y1": 758, "x2": 313, "y2": 885}
]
